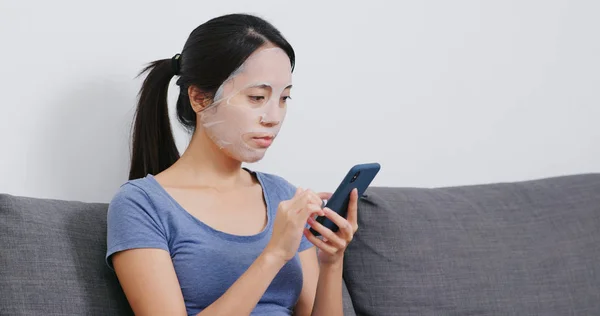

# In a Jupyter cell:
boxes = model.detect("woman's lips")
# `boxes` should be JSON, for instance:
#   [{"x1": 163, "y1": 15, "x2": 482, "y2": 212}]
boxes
[{"x1": 251, "y1": 136, "x2": 273, "y2": 148}]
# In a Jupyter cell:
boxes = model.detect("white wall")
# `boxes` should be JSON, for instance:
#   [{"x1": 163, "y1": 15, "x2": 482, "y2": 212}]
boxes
[{"x1": 1, "y1": 0, "x2": 598, "y2": 203}]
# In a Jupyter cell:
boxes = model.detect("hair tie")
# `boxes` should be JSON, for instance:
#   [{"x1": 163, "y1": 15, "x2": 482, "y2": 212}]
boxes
[{"x1": 171, "y1": 53, "x2": 181, "y2": 75}]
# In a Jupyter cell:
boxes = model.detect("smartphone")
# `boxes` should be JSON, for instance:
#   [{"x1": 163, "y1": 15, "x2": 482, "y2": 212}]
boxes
[{"x1": 309, "y1": 163, "x2": 381, "y2": 236}]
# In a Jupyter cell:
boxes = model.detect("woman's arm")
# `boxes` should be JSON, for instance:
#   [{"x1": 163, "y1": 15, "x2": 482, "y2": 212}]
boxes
[
  {"x1": 113, "y1": 248, "x2": 286, "y2": 316},
  {"x1": 311, "y1": 259, "x2": 344, "y2": 316},
  {"x1": 295, "y1": 247, "x2": 344, "y2": 316},
  {"x1": 298, "y1": 188, "x2": 360, "y2": 316},
  {"x1": 197, "y1": 250, "x2": 287, "y2": 315},
  {"x1": 294, "y1": 247, "x2": 319, "y2": 316},
  {"x1": 112, "y1": 249, "x2": 186, "y2": 315}
]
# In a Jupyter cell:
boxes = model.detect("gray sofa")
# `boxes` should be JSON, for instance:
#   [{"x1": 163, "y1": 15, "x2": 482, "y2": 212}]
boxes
[{"x1": 1, "y1": 174, "x2": 599, "y2": 315}]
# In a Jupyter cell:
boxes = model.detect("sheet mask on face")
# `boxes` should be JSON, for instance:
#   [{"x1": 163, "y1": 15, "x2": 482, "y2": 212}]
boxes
[{"x1": 199, "y1": 47, "x2": 293, "y2": 163}]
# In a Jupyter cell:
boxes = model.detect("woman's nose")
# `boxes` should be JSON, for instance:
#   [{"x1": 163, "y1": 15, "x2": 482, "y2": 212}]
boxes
[
  {"x1": 258, "y1": 101, "x2": 283, "y2": 126},
  {"x1": 259, "y1": 113, "x2": 280, "y2": 127}
]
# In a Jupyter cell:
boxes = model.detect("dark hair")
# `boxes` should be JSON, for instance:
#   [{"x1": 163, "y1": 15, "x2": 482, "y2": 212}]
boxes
[{"x1": 129, "y1": 13, "x2": 295, "y2": 180}]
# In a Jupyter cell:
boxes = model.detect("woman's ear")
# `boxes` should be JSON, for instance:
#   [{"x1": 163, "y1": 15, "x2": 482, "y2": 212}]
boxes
[{"x1": 188, "y1": 85, "x2": 211, "y2": 113}]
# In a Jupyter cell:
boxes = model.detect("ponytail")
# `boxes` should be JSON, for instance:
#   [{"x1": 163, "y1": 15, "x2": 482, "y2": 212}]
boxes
[{"x1": 129, "y1": 59, "x2": 180, "y2": 180}]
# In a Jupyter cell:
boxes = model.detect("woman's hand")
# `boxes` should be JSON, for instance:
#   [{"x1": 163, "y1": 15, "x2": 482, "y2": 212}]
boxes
[
  {"x1": 265, "y1": 188, "x2": 325, "y2": 263},
  {"x1": 303, "y1": 188, "x2": 359, "y2": 265}
]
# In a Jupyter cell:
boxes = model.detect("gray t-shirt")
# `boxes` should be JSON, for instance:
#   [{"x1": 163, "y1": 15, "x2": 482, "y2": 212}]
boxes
[{"x1": 106, "y1": 170, "x2": 314, "y2": 315}]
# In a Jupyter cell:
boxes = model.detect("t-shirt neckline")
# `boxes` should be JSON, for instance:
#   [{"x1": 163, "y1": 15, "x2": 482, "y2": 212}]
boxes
[{"x1": 144, "y1": 168, "x2": 272, "y2": 243}]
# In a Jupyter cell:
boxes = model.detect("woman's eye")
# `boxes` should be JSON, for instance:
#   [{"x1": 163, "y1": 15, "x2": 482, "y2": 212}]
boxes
[
  {"x1": 281, "y1": 96, "x2": 291, "y2": 103},
  {"x1": 249, "y1": 96, "x2": 265, "y2": 102}
]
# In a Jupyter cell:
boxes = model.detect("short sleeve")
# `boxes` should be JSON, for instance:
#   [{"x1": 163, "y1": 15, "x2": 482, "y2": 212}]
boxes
[{"x1": 105, "y1": 183, "x2": 169, "y2": 269}]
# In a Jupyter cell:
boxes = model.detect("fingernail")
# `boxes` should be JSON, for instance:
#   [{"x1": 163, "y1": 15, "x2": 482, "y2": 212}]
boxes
[{"x1": 307, "y1": 217, "x2": 315, "y2": 224}]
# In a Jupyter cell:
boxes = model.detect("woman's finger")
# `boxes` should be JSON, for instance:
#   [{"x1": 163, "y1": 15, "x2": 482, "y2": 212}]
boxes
[
  {"x1": 334, "y1": 213, "x2": 355, "y2": 243},
  {"x1": 317, "y1": 192, "x2": 333, "y2": 201},
  {"x1": 305, "y1": 190, "x2": 325, "y2": 207},
  {"x1": 292, "y1": 189, "x2": 322, "y2": 208},
  {"x1": 321, "y1": 207, "x2": 353, "y2": 242},
  {"x1": 303, "y1": 228, "x2": 339, "y2": 255},
  {"x1": 289, "y1": 189, "x2": 315, "y2": 213},
  {"x1": 307, "y1": 216, "x2": 348, "y2": 249},
  {"x1": 294, "y1": 187, "x2": 304, "y2": 197},
  {"x1": 320, "y1": 207, "x2": 353, "y2": 240},
  {"x1": 302, "y1": 203, "x2": 325, "y2": 217},
  {"x1": 345, "y1": 188, "x2": 359, "y2": 232}
]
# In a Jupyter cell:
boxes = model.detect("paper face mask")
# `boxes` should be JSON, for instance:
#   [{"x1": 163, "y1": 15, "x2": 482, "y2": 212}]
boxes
[{"x1": 199, "y1": 47, "x2": 293, "y2": 163}]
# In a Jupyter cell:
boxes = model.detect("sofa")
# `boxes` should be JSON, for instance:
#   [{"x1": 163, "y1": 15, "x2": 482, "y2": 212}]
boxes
[{"x1": 1, "y1": 173, "x2": 599, "y2": 315}]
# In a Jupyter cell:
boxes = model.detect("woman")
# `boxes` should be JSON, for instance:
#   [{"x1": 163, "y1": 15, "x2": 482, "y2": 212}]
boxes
[{"x1": 106, "y1": 13, "x2": 358, "y2": 315}]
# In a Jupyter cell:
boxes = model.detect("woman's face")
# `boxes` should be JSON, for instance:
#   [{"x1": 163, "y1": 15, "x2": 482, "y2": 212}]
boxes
[{"x1": 199, "y1": 47, "x2": 293, "y2": 163}]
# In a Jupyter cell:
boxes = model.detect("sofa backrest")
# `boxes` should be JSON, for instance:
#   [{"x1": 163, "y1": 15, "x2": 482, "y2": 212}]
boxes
[
  {"x1": 0, "y1": 193, "x2": 355, "y2": 315},
  {"x1": 0, "y1": 194, "x2": 132, "y2": 315},
  {"x1": 5, "y1": 173, "x2": 598, "y2": 315},
  {"x1": 345, "y1": 174, "x2": 600, "y2": 315}
]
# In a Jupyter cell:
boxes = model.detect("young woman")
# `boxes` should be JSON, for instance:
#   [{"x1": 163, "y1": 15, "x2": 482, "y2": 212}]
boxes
[{"x1": 106, "y1": 13, "x2": 358, "y2": 316}]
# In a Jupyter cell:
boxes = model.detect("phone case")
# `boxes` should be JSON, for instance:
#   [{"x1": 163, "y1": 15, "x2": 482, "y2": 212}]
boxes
[{"x1": 310, "y1": 163, "x2": 381, "y2": 236}]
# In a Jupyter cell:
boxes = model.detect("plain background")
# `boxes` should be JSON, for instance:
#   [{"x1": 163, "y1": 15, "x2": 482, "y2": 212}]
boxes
[{"x1": 0, "y1": 0, "x2": 598, "y2": 203}]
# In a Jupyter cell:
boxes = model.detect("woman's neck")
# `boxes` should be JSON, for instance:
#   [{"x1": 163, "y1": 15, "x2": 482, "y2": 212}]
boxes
[{"x1": 166, "y1": 130, "x2": 249, "y2": 189}]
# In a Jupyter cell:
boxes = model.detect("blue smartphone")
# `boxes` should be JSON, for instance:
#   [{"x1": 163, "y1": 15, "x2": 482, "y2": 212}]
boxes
[{"x1": 310, "y1": 163, "x2": 381, "y2": 236}]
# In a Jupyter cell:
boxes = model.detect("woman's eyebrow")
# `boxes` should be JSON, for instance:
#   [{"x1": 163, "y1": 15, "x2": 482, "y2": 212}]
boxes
[
  {"x1": 248, "y1": 83, "x2": 272, "y2": 89},
  {"x1": 247, "y1": 83, "x2": 292, "y2": 90}
]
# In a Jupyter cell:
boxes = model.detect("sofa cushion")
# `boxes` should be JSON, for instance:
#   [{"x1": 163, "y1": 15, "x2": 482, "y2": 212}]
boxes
[
  {"x1": 344, "y1": 174, "x2": 600, "y2": 315},
  {"x1": 0, "y1": 194, "x2": 132, "y2": 315}
]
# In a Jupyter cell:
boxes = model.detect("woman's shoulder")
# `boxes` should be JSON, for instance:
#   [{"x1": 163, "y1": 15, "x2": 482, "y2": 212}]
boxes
[
  {"x1": 110, "y1": 176, "x2": 153, "y2": 204},
  {"x1": 107, "y1": 175, "x2": 165, "y2": 218}
]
